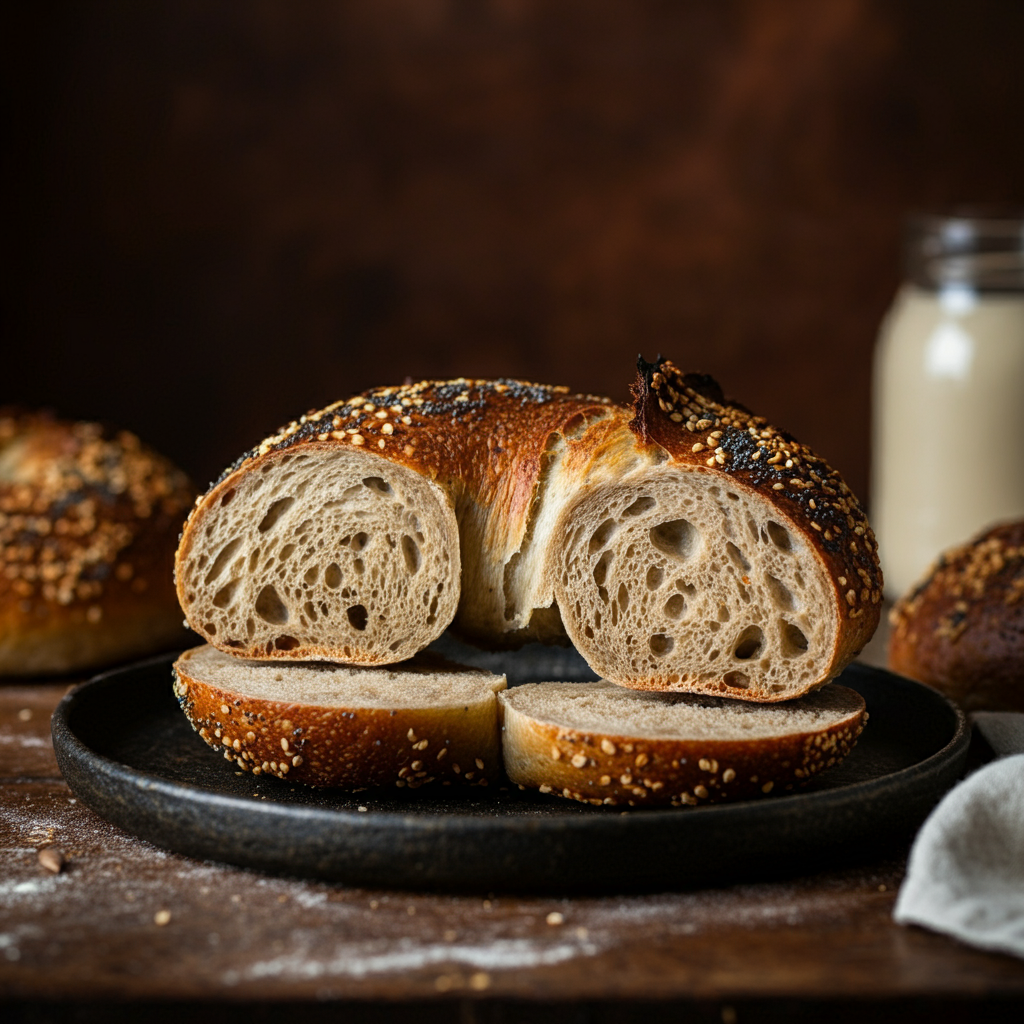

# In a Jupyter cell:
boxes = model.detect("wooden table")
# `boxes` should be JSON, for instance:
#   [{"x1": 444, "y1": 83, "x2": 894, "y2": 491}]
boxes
[{"x1": 2, "y1": 630, "x2": 1023, "y2": 1023}]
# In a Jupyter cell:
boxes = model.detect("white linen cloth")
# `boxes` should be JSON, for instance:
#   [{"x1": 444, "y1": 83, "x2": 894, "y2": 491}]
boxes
[{"x1": 893, "y1": 712, "x2": 1024, "y2": 959}]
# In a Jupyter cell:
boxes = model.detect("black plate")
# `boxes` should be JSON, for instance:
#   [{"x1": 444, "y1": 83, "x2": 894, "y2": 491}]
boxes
[{"x1": 51, "y1": 644, "x2": 969, "y2": 893}]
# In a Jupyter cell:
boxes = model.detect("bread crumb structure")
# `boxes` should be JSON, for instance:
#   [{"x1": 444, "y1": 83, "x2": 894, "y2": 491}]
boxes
[
  {"x1": 0, "y1": 410, "x2": 194, "y2": 675},
  {"x1": 175, "y1": 358, "x2": 881, "y2": 701},
  {"x1": 173, "y1": 645, "x2": 506, "y2": 789},
  {"x1": 500, "y1": 680, "x2": 867, "y2": 807},
  {"x1": 889, "y1": 519, "x2": 1024, "y2": 711}
]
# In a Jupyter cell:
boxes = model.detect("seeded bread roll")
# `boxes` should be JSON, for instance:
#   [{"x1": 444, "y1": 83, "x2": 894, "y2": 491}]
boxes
[
  {"x1": 173, "y1": 644, "x2": 506, "y2": 788},
  {"x1": 0, "y1": 410, "x2": 194, "y2": 676},
  {"x1": 499, "y1": 680, "x2": 867, "y2": 807},
  {"x1": 175, "y1": 359, "x2": 881, "y2": 700},
  {"x1": 888, "y1": 520, "x2": 1024, "y2": 712}
]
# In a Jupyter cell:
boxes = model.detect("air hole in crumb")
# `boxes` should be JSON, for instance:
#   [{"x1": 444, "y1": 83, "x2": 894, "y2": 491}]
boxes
[
  {"x1": 663, "y1": 593, "x2": 687, "y2": 619},
  {"x1": 245, "y1": 617, "x2": 255, "y2": 638},
  {"x1": 304, "y1": 601, "x2": 318, "y2": 622},
  {"x1": 733, "y1": 625, "x2": 764, "y2": 660},
  {"x1": 275, "y1": 635, "x2": 300, "y2": 651},
  {"x1": 220, "y1": 488, "x2": 236, "y2": 507},
  {"x1": 650, "y1": 519, "x2": 698, "y2": 560},
  {"x1": 766, "y1": 573, "x2": 795, "y2": 610},
  {"x1": 205, "y1": 538, "x2": 242, "y2": 585},
  {"x1": 708, "y1": 621, "x2": 721, "y2": 632},
  {"x1": 212, "y1": 579, "x2": 240, "y2": 609},
  {"x1": 304, "y1": 565, "x2": 319, "y2": 585},
  {"x1": 747, "y1": 516, "x2": 759, "y2": 541},
  {"x1": 708, "y1": 649, "x2": 720, "y2": 661},
  {"x1": 781, "y1": 620, "x2": 809, "y2": 657},
  {"x1": 324, "y1": 564, "x2": 342, "y2": 588},
  {"x1": 389, "y1": 640, "x2": 403, "y2": 651},
  {"x1": 353, "y1": 559, "x2": 365, "y2": 575},
  {"x1": 255, "y1": 585, "x2": 289, "y2": 625},
  {"x1": 718, "y1": 603, "x2": 731, "y2": 622},
  {"x1": 589, "y1": 519, "x2": 618, "y2": 554},
  {"x1": 347, "y1": 605, "x2": 368, "y2": 631},
  {"x1": 617, "y1": 583, "x2": 629, "y2": 610},
  {"x1": 204, "y1": 623, "x2": 217, "y2": 635},
  {"x1": 363, "y1": 477, "x2": 392, "y2": 494},
  {"x1": 646, "y1": 566, "x2": 664, "y2": 590},
  {"x1": 727, "y1": 492, "x2": 739, "y2": 501},
  {"x1": 649, "y1": 634, "x2": 674, "y2": 656},
  {"x1": 279, "y1": 543, "x2": 296, "y2": 561},
  {"x1": 593, "y1": 549, "x2": 614, "y2": 587},
  {"x1": 723, "y1": 670, "x2": 749, "y2": 688},
  {"x1": 623, "y1": 496, "x2": 656, "y2": 517},
  {"x1": 351, "y1": 532, "x2": 369, "y2": 552},
  {"x1": 726, "y1": 542, "x2": 751, "y2": 572},
  {"x1": 258, "y1": 497, "x2": 295, "y2": 533},
  {"x1": 765, "y1": 521, "x2": 792, "y2": 551},
  {"x1": 402, "y1": 535, "x2": 421, "y2": 574}
]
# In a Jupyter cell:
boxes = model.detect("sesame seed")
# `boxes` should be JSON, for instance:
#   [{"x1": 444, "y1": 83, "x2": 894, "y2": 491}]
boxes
[
  {"x1": 546, "y1": 912, "x2": 564, "y2": 926},
  {"x1": 619, "y1": 774, "x2": 632, "y2": 785},
  {"x1": 382, "y1": 423, "x2": 394, "y2": 435},
  {"x1": 475, "y1": 758, "x2": 484, "y2": 769},
  {"x1": 221, "y1": 705, "x2": 230, "y2": 715},
  {"x1": 601, "y1": 739, "x2": 617, "y2": 754},
  {"x1": 635, "y1": 753, "x2": 649, "y2": 767},
  {"x1": 762, "y1": 781, "x2": 774, "y2": 793},
  {"x1": 351, "y1": 434, "x2": 365, "y2": 446},
  {"x1": 723, "y1": 768, "x2": 736, "y2": 783},
  {"x1": 153, "y1": 910, "x2": 171, "y2": 927},
  {"x1": 694, "y1": 784, "x2": 708, "y2": 799},
  {"x1": 599, "y1": 775, "x2": 611, "y2": 785},
  {"x1": 539, "y1": 784, "x2": 552, "y2": 794},
  {"x1": 571, "y1": 754, "x2": 587, "y2": 768},
  {"x1": 551, "y1": 746, "x2": 561, "y2": 760}
]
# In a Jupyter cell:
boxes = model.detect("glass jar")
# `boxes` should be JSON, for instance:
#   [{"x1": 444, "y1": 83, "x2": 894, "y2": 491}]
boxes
[{"x1": 872, "y1": 210, "x2": 1024, "y2": 599}]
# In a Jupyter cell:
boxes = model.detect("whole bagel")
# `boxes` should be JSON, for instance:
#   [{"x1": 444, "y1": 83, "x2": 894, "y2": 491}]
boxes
[
  {"x1": 0, "y1": 410, "x2": 195, "y2": 675},
  {"x1": 888, "y1": 520, "x2": 1024, "y2": 711}
]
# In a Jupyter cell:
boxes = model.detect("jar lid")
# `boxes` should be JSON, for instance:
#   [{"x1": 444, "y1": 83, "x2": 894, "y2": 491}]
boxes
[{"x1": 905, "y1": 209, "x2": 1024, "y2": 292}]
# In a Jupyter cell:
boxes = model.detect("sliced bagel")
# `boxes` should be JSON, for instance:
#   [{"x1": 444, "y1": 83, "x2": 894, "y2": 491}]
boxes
[
  {"x1": 173, "y1": 644, "x2": 505, "y2": 789},
  {"x1": 499, "y1": 680, "x2": 867, "y2": 807}
]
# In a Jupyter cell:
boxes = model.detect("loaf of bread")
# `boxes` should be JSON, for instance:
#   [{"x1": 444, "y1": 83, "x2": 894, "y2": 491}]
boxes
[
  {"x1": 175, "y1": 359, "x2": 882, "y2": 701},
  {"x1": 499, "y1": 679, "x2": 867, "y2": 807},
  {"x1": 0, "y1": 410, "x2": 194, "y2": 675},
  {"x1": 173, "y1": 644, "x2": 506, "y2": 788},
  {"x1": 888, "y1": 520, "x2": 1024, "y2": 712}
]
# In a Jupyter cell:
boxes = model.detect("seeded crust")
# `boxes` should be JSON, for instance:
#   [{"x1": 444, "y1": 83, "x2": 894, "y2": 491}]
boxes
[
  {"x1": 0, "y1": 411, "x2": 194, "y2": 676},
  {"x1": 888, "y1": 520, "x2": 1024, "y2": 712},
  {"x1": 499, "y1": 680, "x2": 868, "y2": 807},
  {"x1": 173, "y1": 645, "x2": 506, "y2": 789},
  {"x1": 176, "y1": 358, "x2": 881, "y2": 698}
]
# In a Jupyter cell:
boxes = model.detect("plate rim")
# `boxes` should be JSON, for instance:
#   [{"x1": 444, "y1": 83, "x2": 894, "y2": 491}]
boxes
[{"x1": 52, "y1": 650, "x2": 970, "y2": 835}]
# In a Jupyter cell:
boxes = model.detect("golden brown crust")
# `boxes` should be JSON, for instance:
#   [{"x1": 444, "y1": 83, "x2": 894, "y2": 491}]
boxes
[
  {"x1": 500, "y1": 684, "x2": 868, "y2": 808},
  {"x1": 0, "y1": 410, "x2": 195, "y2": 675},
  {"x1": 888, "y1": 520, "x2": 1024, "y2": 712},
  {"x1": 630, "y1": 359, "x2": 882, "y2": 667},
  {"x1": 173, "y1": 648, "x2": 503, "y2": 789}
]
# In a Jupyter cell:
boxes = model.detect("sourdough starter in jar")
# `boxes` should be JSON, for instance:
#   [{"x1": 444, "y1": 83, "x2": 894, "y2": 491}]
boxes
[{"x1": 873, "y1": 213, "x2": 1024, "y2": 599}]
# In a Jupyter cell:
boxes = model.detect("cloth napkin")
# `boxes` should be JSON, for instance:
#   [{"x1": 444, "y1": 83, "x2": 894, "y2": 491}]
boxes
[{"x1": 893, "y1": 712, "x2": 1024, "y2": 959}]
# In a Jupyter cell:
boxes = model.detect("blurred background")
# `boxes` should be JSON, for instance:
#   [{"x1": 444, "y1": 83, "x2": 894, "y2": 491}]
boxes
[{"x1": 3, "y1": 0, "x2": 1023, "y2": 501}]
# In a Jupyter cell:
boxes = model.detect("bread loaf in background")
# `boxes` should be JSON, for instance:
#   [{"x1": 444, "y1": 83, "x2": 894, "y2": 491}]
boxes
[
  {"x1": 175, "y1": 358, "x2": 882, "y2": 701},
  {"x1": 173, "y1": 644, "x2": 506, "y2": 789},
  {"x1": 888, "y1": 519, "x2": 1024, "y2": 712},
  {"x1": 0, "y1": 410, "x2": 194, "y2": 675}
]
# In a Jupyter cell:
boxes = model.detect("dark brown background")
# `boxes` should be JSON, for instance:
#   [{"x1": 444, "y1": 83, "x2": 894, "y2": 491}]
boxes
[{"x1": 3, "y1": 0, "x2": 1023, "y2": 500}]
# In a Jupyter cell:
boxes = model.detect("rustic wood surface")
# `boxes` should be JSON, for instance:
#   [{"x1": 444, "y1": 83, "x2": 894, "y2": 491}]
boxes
[{"x1": 2, "y1": 629, "x2": 1023, "y2": 1018}]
